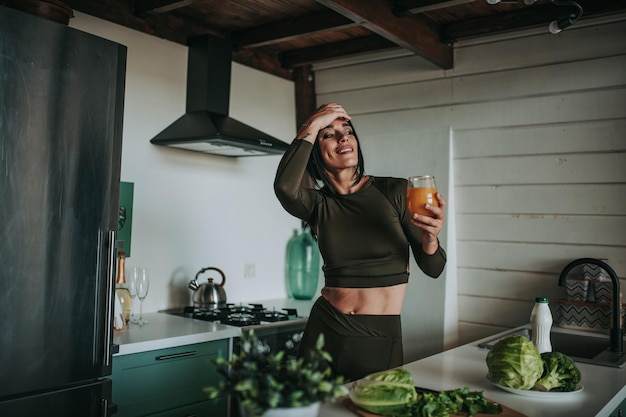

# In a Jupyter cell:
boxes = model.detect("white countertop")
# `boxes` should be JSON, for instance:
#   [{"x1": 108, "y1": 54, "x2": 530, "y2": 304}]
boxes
[
  {"x1": 319, "y1": 325, "x2": 626, "y2": 417},
  {"x1": 113, "y1": 313, "x2": 241, "y2": 355},
  {"x1": 112, "y1": 298, "x2": 316, "y2": 355}
]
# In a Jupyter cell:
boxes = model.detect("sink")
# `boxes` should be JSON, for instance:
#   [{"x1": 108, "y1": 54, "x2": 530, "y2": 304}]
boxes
[{"x1": 478, "y1": 327, "x2": 626, "y2": 368}]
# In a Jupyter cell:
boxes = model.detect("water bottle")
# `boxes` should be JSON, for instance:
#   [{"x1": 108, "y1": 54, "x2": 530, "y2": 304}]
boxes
[
  {"x1": 285, "y1": 226, "x2": 320, "y2": 300},
  {"x1": 530, "y1": 297, "x2": 553, "y2": 353}
]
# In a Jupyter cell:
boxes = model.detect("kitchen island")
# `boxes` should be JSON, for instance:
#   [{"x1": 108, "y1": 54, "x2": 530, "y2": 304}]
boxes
[
  {"x1": 113, "y1": 308, "x2": 625, "y2": 417},
  {"x1": 321, "y1": 326, "x2": 626, "y2": 417}
]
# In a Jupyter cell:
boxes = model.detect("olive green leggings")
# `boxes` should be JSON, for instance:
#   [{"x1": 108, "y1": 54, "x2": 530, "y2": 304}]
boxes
[{"x1": 298, "y1": 296, "x2": 403, "y2": 382}]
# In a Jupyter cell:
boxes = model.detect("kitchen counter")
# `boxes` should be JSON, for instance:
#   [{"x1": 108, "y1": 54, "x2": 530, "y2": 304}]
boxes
[
  {"x1": 320, "y1": 325, "x2": 626, "y2": 417},
  {"x1": 113, "y1": 297, "x2": 316, "y2": 355},
  {"x1": 113, "y1": 313, "x2": 241, "y2": 355},
  {"x1": 114, "y1": 303, "x2": 624, "y2": 416}
]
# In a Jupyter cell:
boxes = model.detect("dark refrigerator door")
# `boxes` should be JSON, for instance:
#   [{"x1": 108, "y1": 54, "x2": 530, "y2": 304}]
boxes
[
  {"x1": 0, "y1": 5, "x2": 126, "y2": 406},
  {"x1": 0, "y1": 380, "x2": 116, "y2": 417}
]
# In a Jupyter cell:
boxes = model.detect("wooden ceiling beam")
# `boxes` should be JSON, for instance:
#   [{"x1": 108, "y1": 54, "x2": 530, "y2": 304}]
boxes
[
  {"x1": 231, "y1": 10, "x2": 356, "y2": 49},
  {"x1": 281, "y1": 34, "x2": 398, "y2": 68},
  {"x1": 293, "y1": 65, "x2": 317, "y2": 128},
  {"x1": 131, "y1": 0, "x2": 201, "y2": 16},
  {"x1": 315, "y1": 0, "x2": 453, "y2": 69},
  {"x1": 66, "y1": 0, "x2": 211, "y2": 44},
  {"x1": 233, "y1": 48, "x2": 294, "y2": 80},
  {"x1": 391, "y1": 0, "x2": 476, "y2": 17}
]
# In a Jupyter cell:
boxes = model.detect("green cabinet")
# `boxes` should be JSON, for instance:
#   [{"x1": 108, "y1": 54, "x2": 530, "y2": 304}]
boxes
[
  {"x1": 610, "y1": 395, "x2": 626, "y2": 417},
  {"x1": 112, "y1": 340, "x2": 229, "y2": 417}
]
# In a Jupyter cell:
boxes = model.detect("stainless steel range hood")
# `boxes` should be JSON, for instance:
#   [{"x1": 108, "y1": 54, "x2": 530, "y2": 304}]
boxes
[{"x1": 150, "y1": 35, "x2": 289, "y2": 157}]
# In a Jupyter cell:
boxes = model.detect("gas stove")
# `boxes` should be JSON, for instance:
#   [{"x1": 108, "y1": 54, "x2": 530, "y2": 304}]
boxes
[
  {"x1": 161, "y1": 302, "x2": 308, "y2": 378},
  {"x1": 161, "y1": 303, "x2": 304, "y2": 328}
]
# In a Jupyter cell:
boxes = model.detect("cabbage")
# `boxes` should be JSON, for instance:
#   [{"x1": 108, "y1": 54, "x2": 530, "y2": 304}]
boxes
[
  {"x1": 486, "y1": 335, "x2": 543, "y2": 390},
  {"x1": 349, "y1": 368, "x2": 417, "y2": 415}
]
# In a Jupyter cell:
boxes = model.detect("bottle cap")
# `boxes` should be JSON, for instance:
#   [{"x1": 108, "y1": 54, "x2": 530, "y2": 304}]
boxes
[{"x1": 535, "y1": 297, "x2": 549, "y2": 303}]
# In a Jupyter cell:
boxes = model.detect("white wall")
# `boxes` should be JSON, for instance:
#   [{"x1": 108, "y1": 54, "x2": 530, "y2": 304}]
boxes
[
  {"x1": 450, "y1": 20, "x2": 626, "y2": 344},
  {"x1": 70, "y1": 13, "x2": 301, "y2": 313},
  {"x1": 314, "y1": 15, "x2": 626, "y2": 355},
  {"x1": 71, "y1": 11, "x2": 626, "y2": 360}
]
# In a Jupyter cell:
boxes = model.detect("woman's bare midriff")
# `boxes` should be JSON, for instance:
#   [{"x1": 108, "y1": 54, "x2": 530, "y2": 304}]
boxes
[{"x1": 321, "y1": 284, "x2": 407, "y2": 315}]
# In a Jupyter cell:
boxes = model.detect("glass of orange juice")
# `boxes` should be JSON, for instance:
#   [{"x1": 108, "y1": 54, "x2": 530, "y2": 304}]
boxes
[{"x1": 407, "y1": 175, "x2": 438, "y2": 217}]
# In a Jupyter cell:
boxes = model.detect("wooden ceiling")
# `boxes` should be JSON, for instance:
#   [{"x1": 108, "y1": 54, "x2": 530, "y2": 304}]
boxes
[{"x1": 64, "y1": 0, "x2": 625, "y2": 81}]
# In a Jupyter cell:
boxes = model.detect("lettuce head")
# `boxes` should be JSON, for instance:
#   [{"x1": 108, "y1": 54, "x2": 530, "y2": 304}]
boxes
[
  {"x1": 486, "y1": 335, "x2": 543, "y2": 390},
  {"x1": 349, "y1": 368, "x2": 417, "y2": 415}
]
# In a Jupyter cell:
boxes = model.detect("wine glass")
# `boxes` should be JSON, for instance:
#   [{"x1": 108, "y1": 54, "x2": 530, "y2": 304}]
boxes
[
  {"x1": 128, "y1": 267, "x2": 139, "y2": 324},
  {"x1": 407, "y1": 175, "x2": 438, "y2": 217},
  {"x1": 133, "y1": 267, "x2": 150, "y2": 325}
]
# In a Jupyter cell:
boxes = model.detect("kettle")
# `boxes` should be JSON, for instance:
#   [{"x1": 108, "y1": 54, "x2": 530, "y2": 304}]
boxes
[{"x1": 188, "y1": 267, "x2": 227, "y2": 308}]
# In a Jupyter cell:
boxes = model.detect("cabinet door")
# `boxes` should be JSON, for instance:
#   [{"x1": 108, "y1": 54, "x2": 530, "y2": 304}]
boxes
[
  {"x1": 112, "y1": 340, "x2": 228, "y2": 417},
  {"x1": 148, "y1": 399, "x2": 227, "y2": 417}
]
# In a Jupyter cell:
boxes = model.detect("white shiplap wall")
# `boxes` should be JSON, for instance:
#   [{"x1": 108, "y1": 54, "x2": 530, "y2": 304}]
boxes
[{"x1": 314, "y1": 17, "x2": 626, "y2": 354}]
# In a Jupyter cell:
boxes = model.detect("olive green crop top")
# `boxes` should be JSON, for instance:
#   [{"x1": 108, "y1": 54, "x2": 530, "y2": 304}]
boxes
[{"x1": 274, "y1": 139, "x2": 446, "y2": 288}]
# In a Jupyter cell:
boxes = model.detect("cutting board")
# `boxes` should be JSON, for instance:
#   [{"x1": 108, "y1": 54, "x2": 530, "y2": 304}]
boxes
[{"x1": 342, "y1": 397, "x2": 527, "y2": 417}]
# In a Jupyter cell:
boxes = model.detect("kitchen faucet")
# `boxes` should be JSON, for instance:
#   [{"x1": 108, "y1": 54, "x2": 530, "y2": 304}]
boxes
[{"x1": 559, "y1": 258, "x2": 623, "y2": 354}]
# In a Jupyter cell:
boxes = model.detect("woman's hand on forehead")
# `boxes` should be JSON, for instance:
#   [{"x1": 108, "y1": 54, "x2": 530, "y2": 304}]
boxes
[{"x1": 308, "y1": 103, "x2": 351, "y2": 129}]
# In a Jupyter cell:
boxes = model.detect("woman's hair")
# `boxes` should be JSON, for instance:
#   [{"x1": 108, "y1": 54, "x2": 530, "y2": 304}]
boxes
[{"x1": 305, "y1": 120, "x2": 365, "y2": 194}]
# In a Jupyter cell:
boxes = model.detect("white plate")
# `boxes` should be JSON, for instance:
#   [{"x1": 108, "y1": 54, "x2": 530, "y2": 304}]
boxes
[{"x1": 486, "y1": 375, "x2": 583, "y2": 398}]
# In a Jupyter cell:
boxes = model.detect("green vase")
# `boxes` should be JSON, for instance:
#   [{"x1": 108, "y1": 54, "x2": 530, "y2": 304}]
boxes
[{"x1": 285, "y1": 227, "x2": 320, "y2": 300}]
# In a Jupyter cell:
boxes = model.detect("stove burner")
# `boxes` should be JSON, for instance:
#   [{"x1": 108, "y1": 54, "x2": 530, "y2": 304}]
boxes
[
  {"x1": 165, "y1": 303, "x2": 301, "y2": 327},
  {"x1": 259, "y1": 310, "x2": 288, "y2": 322},
  {"x1": 227, "y1": 312, "x2": 260, "y2": 326},
  {"x1": 224, "y1": 304, "x2": 253, "y2": 315}
]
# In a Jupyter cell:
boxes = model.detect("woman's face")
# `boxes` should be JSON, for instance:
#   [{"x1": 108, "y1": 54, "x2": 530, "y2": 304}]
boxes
[{"x1": 316, "y1": 118, "x2": 359, "y2": 172}]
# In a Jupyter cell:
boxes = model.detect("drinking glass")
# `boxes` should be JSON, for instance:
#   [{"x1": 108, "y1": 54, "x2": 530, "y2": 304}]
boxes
[
  {"x1": 133, "y1": 267, "x2": 150, "y2": 325},
  {"x1": 407, "y1": 175, "x2": 438, "y2": 217},
  {"x1": 128, "y1": 267, "x2": 139, "y2": 324}
]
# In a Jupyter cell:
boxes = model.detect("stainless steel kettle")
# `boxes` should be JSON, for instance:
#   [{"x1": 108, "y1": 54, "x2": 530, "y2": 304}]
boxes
[{"x1": 188, "y1": 267, "x2": 227, "y2": 308}]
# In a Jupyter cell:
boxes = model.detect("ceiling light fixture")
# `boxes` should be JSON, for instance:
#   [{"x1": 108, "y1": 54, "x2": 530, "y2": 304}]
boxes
[
  {"x1": 548, "y1": 0, "x2": 583, "y2": 34},
  {"x1": 486, "y1": 0, "x2": 583, "y2": 34}
]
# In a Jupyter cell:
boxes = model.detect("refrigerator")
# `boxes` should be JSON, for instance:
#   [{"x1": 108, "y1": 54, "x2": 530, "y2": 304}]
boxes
[{"x1": 0, "y1": 6, "x2": 126, "y2": 416}]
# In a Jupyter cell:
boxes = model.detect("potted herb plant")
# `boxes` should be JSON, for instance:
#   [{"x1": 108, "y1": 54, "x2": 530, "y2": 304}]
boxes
[{"x1": 205, "y1": 331, "x2": 347, "y2": 417}]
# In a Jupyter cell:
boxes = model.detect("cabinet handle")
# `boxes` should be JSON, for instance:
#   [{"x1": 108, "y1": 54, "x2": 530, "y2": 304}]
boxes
[{"x1": 155, "y1": 351, "x2": 198, "y2": 361}]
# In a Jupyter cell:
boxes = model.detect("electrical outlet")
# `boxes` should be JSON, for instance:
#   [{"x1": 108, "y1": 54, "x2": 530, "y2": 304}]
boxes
[{"x1": 244, "y1": 263, "x2": 255, "y2": 278}]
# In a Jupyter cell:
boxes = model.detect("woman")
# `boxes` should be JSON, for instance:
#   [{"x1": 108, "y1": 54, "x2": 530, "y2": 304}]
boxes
[{"x1": 274, "y1": 103, "x2": 447, "y2": 381}]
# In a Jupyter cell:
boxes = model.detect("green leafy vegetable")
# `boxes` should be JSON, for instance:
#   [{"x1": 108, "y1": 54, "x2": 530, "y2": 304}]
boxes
[
  {"x1": 350, "y1": 369, "x2": 502, "y2": 417},
  {"x1": 486, "y1": 335, "x2": 543, "y2": 390},
  {"x1": 410, "y1": 388, "x2": 503, "y2": 417},
  {"x1": 349, "y1": 369, "x2": 418, "y2": 416},
  {"x1": 534, "y1": 351, "x2": 582, "y2": 392}
]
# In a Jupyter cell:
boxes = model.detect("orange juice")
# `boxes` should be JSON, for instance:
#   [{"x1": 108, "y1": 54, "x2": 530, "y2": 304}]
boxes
[{"x1": 407, "y1": 187, "x2": 438, "y2": 217}]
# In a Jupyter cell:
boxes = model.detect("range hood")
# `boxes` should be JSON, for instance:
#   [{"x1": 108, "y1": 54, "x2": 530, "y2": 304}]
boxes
[{"x1": 150, "y1": 35, "x2": 290, "y2": 157}]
